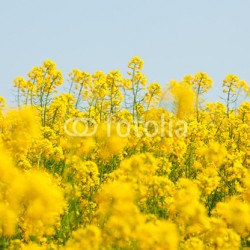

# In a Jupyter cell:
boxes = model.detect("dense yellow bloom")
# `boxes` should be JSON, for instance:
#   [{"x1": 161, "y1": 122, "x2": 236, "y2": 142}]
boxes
[
  {"x1": 193, "y1": 72, "x2": 213, "y2": 94},
  {"x1": 94, "y1": 123, "x2": 127, "y2": 160},
  {"x1": 197, "y1": 167, "x2": 220, "y2": 195},
  {"x1": 169, "y1": 79, "x2": 195, "y2": 119},
  {"x1": 0, "y1": 147, "x2": 65, "y2": 239},
  {"x1": 1, "y1": 107, "x2": 40, "y2": 158},
  {"x1": 1, "y1": 57, "x2": 250, "y2": 249},
  {"x1": 223, "y1": 74, "x2": 240, "y2": 93},
  {"x1": 136, "y1": 220, "x2": 179, "y2": 250},
  {"x1": 128, "y1": 56, "x2": 144, "y2": 70},
  {"x1": 144, "y1": 82, "x2": 162, "y2": 109},
  {"x1": 64, "y1": 225, "x2": 101, "y2": 250},
  {"x1": 215, "y1": 198, "x2": 250, "y2": 235}
]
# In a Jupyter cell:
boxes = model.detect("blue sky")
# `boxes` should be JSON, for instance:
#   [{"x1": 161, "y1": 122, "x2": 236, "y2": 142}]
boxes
[{"x1": 1, "y1": 0, "x2": 250, "y2": 105}]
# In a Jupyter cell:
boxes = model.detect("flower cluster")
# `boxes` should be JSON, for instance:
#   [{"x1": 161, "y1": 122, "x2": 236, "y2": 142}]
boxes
[{"x1": 0, "y1": 57, "x2": 249, "y2": 249}]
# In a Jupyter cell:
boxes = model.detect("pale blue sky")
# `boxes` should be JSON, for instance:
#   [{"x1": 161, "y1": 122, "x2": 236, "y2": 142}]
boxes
[{"x1": 1, "y1": 0, "x2": 250, "y2": 105}]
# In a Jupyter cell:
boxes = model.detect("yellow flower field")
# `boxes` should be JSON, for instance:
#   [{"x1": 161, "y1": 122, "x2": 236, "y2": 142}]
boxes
[{"x1": 1, "y1": 57, "x2": 250, "y2": 249}]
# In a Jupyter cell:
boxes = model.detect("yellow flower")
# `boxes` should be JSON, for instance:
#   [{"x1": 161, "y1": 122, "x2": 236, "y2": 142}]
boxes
[{"x1": 128, "y1": 56, "x2": 144, "y2": 70}]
